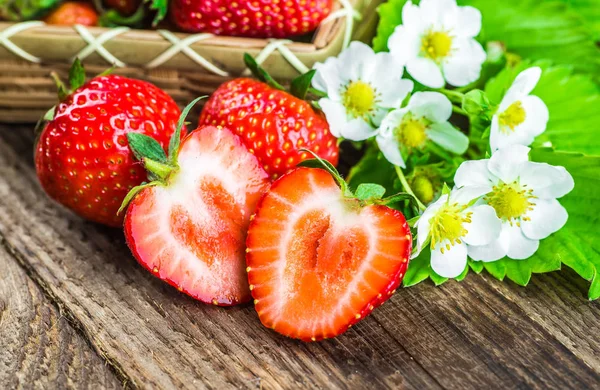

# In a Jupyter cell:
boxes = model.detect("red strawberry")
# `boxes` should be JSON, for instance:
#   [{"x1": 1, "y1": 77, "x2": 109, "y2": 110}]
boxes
[
  {"x1": 199, "y1": 77, "x2": 338, "y2": 180},
  {"x1": 124, "y1": 123, "x2": 270, "y2": 305},
  {"x1": 246, "y1": 164, "x2": 413, "y2": 341},
  {"x1": 45, "y1": 2, "x2": 98, "y2": 26},
  {"x1": 167, "y1": 0, "x2": 334, "y2": 38},
  {"x1": 35, "y1": 60, "x2": 181, "y2": 227}
]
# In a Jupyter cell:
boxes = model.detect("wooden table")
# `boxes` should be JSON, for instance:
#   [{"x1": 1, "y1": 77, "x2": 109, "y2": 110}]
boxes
[{"x1": 1, "y1": 123, "x2": 599, "y2": 389}]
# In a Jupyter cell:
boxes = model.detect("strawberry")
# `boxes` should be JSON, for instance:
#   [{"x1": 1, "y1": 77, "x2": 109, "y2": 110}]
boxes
[
  {"x1": 44, "y1": 2, "x2": 99, "y2": 26},
  {"x1": 199, "y1": 55, "x2": 339, "y2": 180},
  {"x1": 164, "y1": 0, "x2": 334, "y2": 38},
  {"x1": 123, "y1": 105, "x2": 270, "y2": 305},
  {"x1": 35, "y1": 60, "x2": 182, "y2": 227},
  {"x1": 246, "y1": 157, "x2": 413, "y2": 341}
]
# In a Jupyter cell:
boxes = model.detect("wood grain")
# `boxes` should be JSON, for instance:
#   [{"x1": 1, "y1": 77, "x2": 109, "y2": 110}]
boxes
[
  {"x1": 1, "y1": 124, "x2": 599, "y2": 389},
  {"x1": 0, "y1": 240, "x2": 122, "y2": 389}
]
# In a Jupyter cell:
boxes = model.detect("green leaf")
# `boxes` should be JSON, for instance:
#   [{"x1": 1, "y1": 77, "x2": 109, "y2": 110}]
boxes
[
  {"x1": 455, "y1": 265, "x2": 470, "y2": 282},
  {"x1": 464, "y1": 0, "x2": 600, "y2": 80},
  {"x1": 403, "y1": 247, "x2": 431, "y2": 287},
  {"x1": 127, "y1": 133, "x2": 168, "y2": 163},
  {"x1": 485, "y1": 61, "x2": 600, "y2": 155},
  {"x1": 505, "y1": 260, "x2": 532, "y2": 286},
  {"x1": 430, "y1": 271, "x2": 448, "y2": 286},
  {"x1": 147, "y1": 0, "x2": 168, "y2": 26},
  {"x1": 50, "y1": 72, "x2": 69, "y2": 102},
  {"x1": 290, "y1": 70, "x2": 316, "y2": 100},
  {"x1": 68, "y1": 58, "x2": 86, "y2": 91},
  {"x1": 169, "y1": 96, "x2": 205, "y2": 163},
  {"x1": 556, "y1": 0, "x2": 600, "y2": 41},
  {"x1": 483, "y1": 261, "x2": 506, "y2": 281},
  {"x1": 469, "y1": 260, "x2": 484, "y2": 274},
  {"x1": 0, "y1": 0, "x2": 61, "y2": 21},
  {"x1": 590, "y1": 271, "x2": 600, "y2": 300},
  {"x1": 243, "y1": 53, "x2": 285, "y2": 91},
  {"x1": 355, "y1": 183, "x2": 386, "y2": 201}
]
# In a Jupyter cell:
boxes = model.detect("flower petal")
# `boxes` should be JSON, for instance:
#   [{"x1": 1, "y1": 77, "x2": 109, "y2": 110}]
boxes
[
  {"x1": 521, "y1": 198, "x2": 568, "y2": 240},
  {"x1": 442, "y1": 38, "x2": 486, "y2": 87},
  {"x1": 462, "y1": 205, "x2": 501, "y2": 246},
  {"x1": 406, "y1": 57, "x2": 445, "y2": 88},
  {"x1": 408, "y1": 91, "x2": 452, "y2": 122},
  {"x1": 312, "y1": 60, "x2": 345, "y2": 100},
  {"x1": 519, "y1": 162, "x2": 574, "y2": 199},
  {"x1": 517, "y1": 95, "x2": 549, "y2": 138},
  {"x1": 502, "y1": 67, "x2": 542, "y2": 105},
  {"x1": 342, "y1": 119, "x2": 377, "y2": 141},
  {"x1": 488, "y1": 144, "x2": 531, "y2": 182},
  {"x1": 375, "y1": 78, "x2": 414, "y2": 110},
  {"x1": 401, "y1": 1, "x2": 427, "y2": 36},
  {"x1": 426, "y1": 122, "x2": 469, "y2": 154},
  {"x1": 449, "y1": 186, "x2": 491, "y2": 205},
  {"x1": 376, "y1": 133, "x2": 406, "y2": 167},
  {"x1": 454, "y1": 5, "x2": 482, "y2": 38},
  {"x1": 319, "y1": 99, "x2": 347, "y2": 138},
  {"x1": 467, "y1": 232, "x2": 508, "y2": 262},
  {"x1": 505, "y1": 223, "x2": 539, "y2": 259},
  {"x1": 415, "y1": 195, "x2": 447, "y2": 252},
  {"x1": 454, "y1": 159, "x2": 497, "y2": 188},
  {"x1": 431, "y1": 242, "x2": 468, "y2": 278},
  {"x1": 420, "y1": 0, "x2": 457, "y2": 28},
  {"x1": 490, "y1": 116, "x2": 538, "y2": 151},
  {"x1": 388, "y1": 25, "x2": 421, "y2": 66}
]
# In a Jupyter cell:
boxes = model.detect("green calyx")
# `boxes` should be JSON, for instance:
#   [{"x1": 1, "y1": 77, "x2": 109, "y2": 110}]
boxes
[
  {"x1": 297, "y1": 149, "x2": 419, "y2": 208},
  {"x1": 118, "y1": 96, "x2": 205, "y2": 215}
]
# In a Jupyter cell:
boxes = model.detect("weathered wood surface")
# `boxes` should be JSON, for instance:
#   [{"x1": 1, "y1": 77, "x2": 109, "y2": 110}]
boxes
[
  {"x1": 0, "y1": 123, "x2": 599, "y2": 389},
  {"x1": 0, "y1": 237, "x2": 122, "y2": 389}
]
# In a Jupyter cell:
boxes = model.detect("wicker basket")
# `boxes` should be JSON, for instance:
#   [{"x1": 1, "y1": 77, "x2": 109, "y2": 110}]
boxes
[{"x1": 0, "y1": 0, "x2": 381, "y2": 123}]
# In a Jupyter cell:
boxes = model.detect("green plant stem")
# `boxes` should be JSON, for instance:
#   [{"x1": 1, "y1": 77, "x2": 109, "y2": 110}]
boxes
[
  {"x1": 394, "y1": 165, "x2": 426, "y2": 211},
  {"x1": 452, "y1": 105, "x2": 468, "y2": 116},
  {"x1": 439, "y1": 89, "x2": 465, "y2": 104}
]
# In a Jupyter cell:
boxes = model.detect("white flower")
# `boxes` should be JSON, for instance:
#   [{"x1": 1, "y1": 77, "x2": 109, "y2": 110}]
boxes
[
  {"x1": 415, "y1": 187, "x2": 502, "y2": 278},
  {"x1": 312, "y1": 41, "x2": 413, "y2": 140},
  {"x1": 490, "y1": 67, "x2": 549, "y2": 151},
  {"x1": 387, "y1": 0, "x2": 486, "y2": 88},
  {"x1": 454, "y1": 144, "x2": 574, "y2": 261},
  {"x1": 376, "y1": 91, "x2": 469, "y2": 168}
]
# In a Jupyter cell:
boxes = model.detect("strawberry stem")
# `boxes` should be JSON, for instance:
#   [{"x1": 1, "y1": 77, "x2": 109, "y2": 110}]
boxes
[{"x1": 144, "y1": 158, "x2": 177, "y2": 182}]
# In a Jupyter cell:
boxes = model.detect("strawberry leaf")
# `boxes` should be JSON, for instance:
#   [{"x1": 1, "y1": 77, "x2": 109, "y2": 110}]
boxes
[
  {"x1": 355, "y1": 183, "x2": 386, "y2": 201},
  {"x1": 290, "y1": 70, "x2": 316, "y2": 100},
  {"x1": 127, "y1": 133, "x2": 168, "y2": 163},
  {"x1": 68, "y1": 58, "x2": 86, "y2": 91},
  {"x1": 243, "y1": 54, "x2": 285, "y2": 91},
  {"x1": 147, "y1": 0, "x2": 168, "y2": 26}
]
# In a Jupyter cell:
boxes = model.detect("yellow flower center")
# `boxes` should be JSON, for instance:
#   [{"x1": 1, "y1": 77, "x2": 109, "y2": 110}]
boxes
[
  {"x1": 342, "y1": 81, "x2": 377, "y2": 119},
  {"x1": 412, "y1": 175, "x2": 435, "y2": 205},
  {"x1": 422, "y1": 31, "x2": 453, "y2": 62},
  {"x1": 486, "y1": 181, "x2": 535, "y2": 225},
  {"x1": 429, "y1": 202, "x2": 472, "y2": 253},
  {"x1": 498, "y1": 101, "x2": 526, "y2": 132},
  {"x1": 396, "y1": 116, "x2": 428, "y2": 149}
]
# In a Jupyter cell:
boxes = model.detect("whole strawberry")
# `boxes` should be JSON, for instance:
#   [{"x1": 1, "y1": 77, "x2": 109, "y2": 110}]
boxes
[
  {"x1": 35, "y1": 60, "x2": 182, "y2": 227},
  {"x1": 199, "y1": 56, "x2": 339, "y2": 180},
  {"x1": 45, "y1": 2, "x2": 98, "y2": 26},
  {"x1": 164, "y1": 0, "x2": 333, "y2": 38}
]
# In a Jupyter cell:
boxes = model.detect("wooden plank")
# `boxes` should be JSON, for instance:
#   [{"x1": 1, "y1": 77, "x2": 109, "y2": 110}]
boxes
[
  {"x1": 0, "y1": 125, "x2": 438, "y2": 389},
  {"x1": 0, "y1": 239, "x2": 122, "y2": 389},
  {"x1": 1, "y1": 124, "x2": 600, "y2": 388}
]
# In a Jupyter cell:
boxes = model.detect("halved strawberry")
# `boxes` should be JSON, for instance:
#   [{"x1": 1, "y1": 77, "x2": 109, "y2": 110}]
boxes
[
  {"x1": 123, "y1": 113, "x2": 269, "y2": 305},
  {"x1": 246, "y1": 160, "x2": 413, "y2": 341}
]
